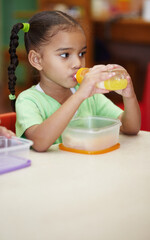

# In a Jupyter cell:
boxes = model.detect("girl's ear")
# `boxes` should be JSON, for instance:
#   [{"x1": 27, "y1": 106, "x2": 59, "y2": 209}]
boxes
[{"x1": 28, "y1": 50, "x2": 42, "y2": 71}]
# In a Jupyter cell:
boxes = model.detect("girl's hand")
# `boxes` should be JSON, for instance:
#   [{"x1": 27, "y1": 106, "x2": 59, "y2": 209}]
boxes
[
  {"x1": 77, "y1": 64, "x2": 116, "y2": 99},
  {"x1": 113, "y1": 64, "x2": 135, "y2": 98},
  {"x1": 0, "y1": 126, "x2": 15, "y2": 138}
]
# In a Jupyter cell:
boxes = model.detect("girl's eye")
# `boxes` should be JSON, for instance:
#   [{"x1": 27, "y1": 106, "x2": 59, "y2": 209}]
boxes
[
  {"x1": 61, "y1": 53, "x2": 69, "y2": 58},
  {"x1": 79, "y1": 51, "x2": 86, "y2": 57}
]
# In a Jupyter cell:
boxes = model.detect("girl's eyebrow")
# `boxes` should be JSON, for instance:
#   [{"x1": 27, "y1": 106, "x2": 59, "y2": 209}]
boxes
[
  {"x1": 55, "y1": 48, "x2": 72, "y2": 52},
  {"x1": 55, "y1": 46, "x2": 87, "y2": 52},
  {"x1": 81, "y1": 46, "x2": 87, "y2": 51}
]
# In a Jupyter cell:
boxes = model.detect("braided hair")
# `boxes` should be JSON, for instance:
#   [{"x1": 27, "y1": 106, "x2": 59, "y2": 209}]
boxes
[
  {"x1": 8, "y1": 23, "x2": 23, "y2": 111},
  {"x1": 8, "y1": 10, "x2": 83, "y2": 111}
]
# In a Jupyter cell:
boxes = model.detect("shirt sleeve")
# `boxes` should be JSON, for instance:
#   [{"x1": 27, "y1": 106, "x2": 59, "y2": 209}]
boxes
[{"x1": 15, "y1": 92, "x2": 44, "y2": 137}]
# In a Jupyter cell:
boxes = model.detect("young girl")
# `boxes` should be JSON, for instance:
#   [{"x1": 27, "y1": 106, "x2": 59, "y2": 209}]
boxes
[{"x1": 8, "y1": 11, "x2": 141, "y2": 152}]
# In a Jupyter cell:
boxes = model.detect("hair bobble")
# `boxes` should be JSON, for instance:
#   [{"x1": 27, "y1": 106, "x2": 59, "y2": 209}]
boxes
[
  {"x1": 9, "y1": 94, "x2": 16, "y2": 100},
  {"x1": 22, "y1": 23, "x2": 30, "y2": 33}
]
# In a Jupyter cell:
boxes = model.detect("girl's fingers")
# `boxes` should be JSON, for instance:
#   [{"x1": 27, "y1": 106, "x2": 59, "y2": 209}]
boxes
[
  {"x1": 0, "y1": 126, "x2": 15, "y2": 138},
  {"x1": 8, "y1": 130, "x2": 15, "y2": 137}
]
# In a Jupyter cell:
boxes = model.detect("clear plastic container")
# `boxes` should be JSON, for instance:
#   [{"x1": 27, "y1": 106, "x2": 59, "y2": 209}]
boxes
[
  {"x1": 75, "y1": 68, "x2": 128, "y2": 90},
  {"x1": 0, "y1": 136, "x2": 33, "y2": 158},
  {"x1": 60, "y1": 116, "x2": 121, "y2": 154}
]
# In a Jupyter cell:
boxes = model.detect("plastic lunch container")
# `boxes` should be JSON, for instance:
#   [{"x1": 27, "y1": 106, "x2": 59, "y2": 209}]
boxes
[
  {"x1": 59, "y1": 116, "x2": 121, "y2": 154},
  {"x1": 0, "y1": 137, "x2": 33, "y2": 174},
  {"x1": 0, "y1": 136, "x2": 33, "y2": 158}
]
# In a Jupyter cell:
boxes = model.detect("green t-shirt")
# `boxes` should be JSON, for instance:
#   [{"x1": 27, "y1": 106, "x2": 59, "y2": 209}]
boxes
[{"x1": 15, "y1": 85, "x2": 123, "y2": 144}]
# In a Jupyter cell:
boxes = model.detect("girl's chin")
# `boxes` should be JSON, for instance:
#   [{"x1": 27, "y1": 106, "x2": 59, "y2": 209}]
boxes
[{"x1": 69, "y1": 82, "x2": 78, "y2": 89}]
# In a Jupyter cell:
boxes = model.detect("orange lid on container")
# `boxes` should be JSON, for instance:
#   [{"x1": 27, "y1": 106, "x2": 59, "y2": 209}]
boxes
[{"x1": 59, "y1": 143, "x2": 120, "y2": 155}]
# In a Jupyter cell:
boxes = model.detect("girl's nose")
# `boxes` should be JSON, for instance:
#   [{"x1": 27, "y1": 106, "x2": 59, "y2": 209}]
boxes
[{"x1": 72, "y1": 56, "x2": 82, "y2": 69}]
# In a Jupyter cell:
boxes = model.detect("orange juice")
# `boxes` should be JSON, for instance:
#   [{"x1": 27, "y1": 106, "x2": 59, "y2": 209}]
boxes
[{"x1": 96, "y1": 75, "x2": 128, "y2": 90}]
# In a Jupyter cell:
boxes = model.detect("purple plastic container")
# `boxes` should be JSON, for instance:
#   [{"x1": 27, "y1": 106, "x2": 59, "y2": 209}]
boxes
[{"x1": 0, "y1": 136, "x2": 33, "y2": 174}]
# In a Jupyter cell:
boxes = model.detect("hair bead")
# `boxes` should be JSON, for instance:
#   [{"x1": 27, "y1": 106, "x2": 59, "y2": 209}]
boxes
[{"x1": 9, "y1": 94, "x2": 16, "y2": 100}]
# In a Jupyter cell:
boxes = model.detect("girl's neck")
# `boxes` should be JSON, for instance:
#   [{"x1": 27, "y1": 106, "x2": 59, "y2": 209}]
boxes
[{"x1": 39, "y1": 81, "x2": 72, "y2": 105}]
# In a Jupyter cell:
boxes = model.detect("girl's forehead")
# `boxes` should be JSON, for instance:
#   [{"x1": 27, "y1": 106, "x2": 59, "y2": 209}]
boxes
[{"x1": 48, "y1": 29, "x2": 86, "y2": 48}]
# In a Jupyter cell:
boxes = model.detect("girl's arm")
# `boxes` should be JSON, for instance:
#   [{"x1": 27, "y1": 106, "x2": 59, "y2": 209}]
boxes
[
  {"x1": 25, "y1": 91, "x2": 84, "y2": 152},
  {"x1": 116, "y1": 66, "x2": 141, "y2": 134},
  {"x1": 119, "y1": 94, "x2": 141, "y2": 135}
]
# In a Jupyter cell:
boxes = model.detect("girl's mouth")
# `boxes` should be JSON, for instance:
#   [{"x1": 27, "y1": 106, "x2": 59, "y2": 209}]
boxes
[
  {"x1": 73, "y1": 74, "x2": 77, "y2": 81},
  {"x1": 72, "y1": 72, "x2": 78, "y2": 81}
]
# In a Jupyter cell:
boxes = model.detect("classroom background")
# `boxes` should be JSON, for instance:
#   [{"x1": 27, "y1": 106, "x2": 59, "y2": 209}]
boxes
[{"x1": 0, "y1": 0, "x2": 150, "y2": 130}]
